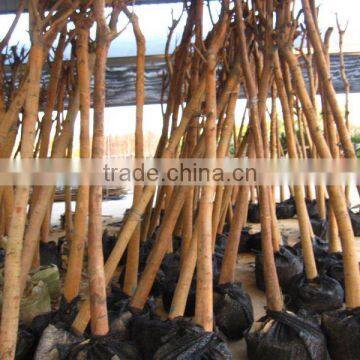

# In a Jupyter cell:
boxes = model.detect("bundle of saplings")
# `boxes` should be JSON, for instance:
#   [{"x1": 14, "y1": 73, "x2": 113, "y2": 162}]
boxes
[
  {"x1": 213, "y1": 195, "x2": 255, "y2": 340},
  {"x1": 317, "y1": 209, "x2": 360, "y2": 360}
]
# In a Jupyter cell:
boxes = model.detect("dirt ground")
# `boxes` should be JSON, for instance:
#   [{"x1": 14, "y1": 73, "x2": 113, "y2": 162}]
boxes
[
  {"x1": 228, "y1": 219, "x2": 360, "y2": 358},
  {"x1": 48, "y1": 201, "x2": 360, "y2": 359},
  {"x1": 227, "y1": 219, "x2": 300, "y2": 358}
]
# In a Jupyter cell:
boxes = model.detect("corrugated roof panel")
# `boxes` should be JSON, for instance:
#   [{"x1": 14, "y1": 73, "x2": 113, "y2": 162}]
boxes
[{"x1": 4, "y1": 54, "x2": 358, "y2": 107}]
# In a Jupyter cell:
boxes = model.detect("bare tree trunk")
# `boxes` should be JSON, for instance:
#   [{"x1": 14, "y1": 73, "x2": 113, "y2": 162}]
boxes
[
  {"x1": 235, "y1": 0, "x2": 283, "y2": 311},
  {"x1": 64, "y1": 139, "x2": 74, "y2": 241},
  {"x1": 274, "y1": 51, "x2": 317, "y2": 280},
  {"x1": 211, "y1": 89, "x2": 238, "y2": 249},
  {"x1": 280, "y1": 44, "x2": 360, "y2": 308},
  {"x1": 194, "y1": 46, "x2": 218, "y2": 331},
  {"x1": 0, "y1": 24, "x2": 44, "y2": 357},
  {"x1": 63, "y1": 18, "x2": 92, "y2": 302},
  {"x1": 72, "y1": 67, "x2": 209, "y2": 334},
  {"x1": 72, "y1": 185, "x2": 156, "y2": 334},
  {"x1": 302, "y1": 0, "x2": 355, "y2": 159},
  {"x1": 336, "y1": 15, "x2": 351, "y2": 203},
  {"x1": 87, "y1": 0, "x2": 113, "y2": 336},
  {"x1": 169, "y1": 220, "x2": 199, "y2": 319},
  {"x1": 123, "y1": 7, "x2": 145, "y2": 296},
  {"x1": 19, "y1": 86, "x2": 80, "y2": 294},
  {"x1": 321, "y1": 28, "x2": 342, "y2": 252}
]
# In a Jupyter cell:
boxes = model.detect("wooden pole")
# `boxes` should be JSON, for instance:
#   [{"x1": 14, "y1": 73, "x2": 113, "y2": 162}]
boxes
[
  {"x1": 63, "y1": 15, "x2": 93, "y2": 302},
  {"x1": 280, "y1": 43, "x2": 360, "y2": 308},
  {"x1": 274, "y1": 51, "x2": 317, "y2": 280},
  {"x1": 0, "y1": 0, "x2": 80, "y2": 354},
  {"x1": 123, "y1": 6, "x2": 145, "y2": 296},
  {"x1": 194, "y1": 45, "x2": 218, "y2": 331},
  {"x1": 235, "y1": 0, "x2": 283, "y2": 311},
  {"x1": 87, "y1": 0, "x2": 120, "y2": 335}
]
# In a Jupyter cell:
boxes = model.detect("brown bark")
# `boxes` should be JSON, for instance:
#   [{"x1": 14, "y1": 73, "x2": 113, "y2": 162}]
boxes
[
  {"x1": 123, "y1": 6, "x2": 145, "y2": 296},
  {"x1": 72, "y1": 185, "x2": 157, "y2": 334},
  {"x1": 87, "y1": 0, "x2": 115, "y2": 336},
  {"x1": 194, "y1": 46, "x2": 217, "y2": 331},
  {"x1": 235, "y1": 0, "x2": 283, "y2": 311},
  {"x1": 19, "y1": 86, "x2": 80, "y2": 294},
  {"x1": 0, "y1": 1, "x2": 79, "y2": 352},
  {"x1": 219, "y1": 184, "x2": 250, "y2": 283},
  {"x1": 301, "y1": 0, "x2": 355, "y2": 159},
  {"x1": 335, "y1": 16, "x2": 351, "y2": 203},
  {"x1": 71, "y1": 50, "x2": 210, "y2": 334},
  {"x1": 64, "y1": 142, "x2": 73, "y2": 241},
  {"x1": 130, "y1": 187, "x2": 187, "y2": 310},
  {"x1": 319, "y1": 28, "x2": 342, "y2": 252},
  {"x1": 211, "y1": 88, "x2": 238, "y2": 249},
  {"x1": 169, "y1": 220, "x2": 199, "y2": 319},
  {"x1": 274, "y1": 51, "x2": 317, "y2": 280},
  {"x1": 0, "y1": 28, "x2": 44, "y2": 359},
  {"x1": 38, "y1": 30, "x2": 66, "y2": 158},
  {"x1": 280, "y1": 43, "x2": 360, "y2": 308},
  {"x1": 63, "y1": 18, "x2": 92, "y2": 302}
]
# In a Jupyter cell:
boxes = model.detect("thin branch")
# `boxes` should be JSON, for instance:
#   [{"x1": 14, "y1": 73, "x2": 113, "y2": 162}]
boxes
[
  {"x1": 207, "y1": 0, "x2": 215, "y2": 26},
  {"x1": 41, "y1": 0, "x2": 63, "y2": 27},
  {"x1": 192, "y1": 43, "x2": 207, "y2": 63},
  {"x1": 336, "y1": 13, "x2": 349, "y2": 34},
  {"x1": 165, "y1": 8, "x2": 184, "y2": 78},
  {"x1": 44, "y1": 1, "x2": 81, "y2": 42}
]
